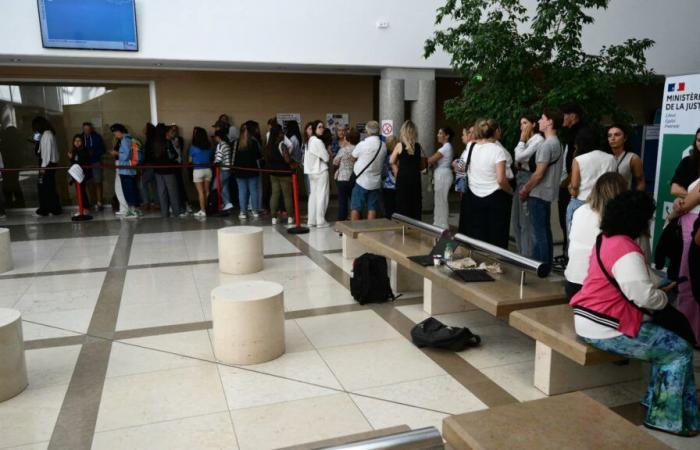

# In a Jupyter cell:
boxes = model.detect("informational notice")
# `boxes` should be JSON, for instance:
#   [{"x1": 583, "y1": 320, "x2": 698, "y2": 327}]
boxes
[
  {"x1": 276, "y1": 113, "x2": 301, "y2": 132},
  {"x1": 653, "y1": 73, "x2": 700, "y2": 246},
  {"x1": 325, "y1": 113, "x2": 349, "y2": 135}
]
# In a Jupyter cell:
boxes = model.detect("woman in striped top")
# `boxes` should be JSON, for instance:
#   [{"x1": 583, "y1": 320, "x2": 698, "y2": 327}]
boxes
[{"x1": 213, "y1": 130, "x2": 233, "y2": 211}]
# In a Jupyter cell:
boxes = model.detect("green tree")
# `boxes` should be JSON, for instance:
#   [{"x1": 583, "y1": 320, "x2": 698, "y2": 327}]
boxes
[{"x1": 424, "y1": 0, "x2": 655, "y2": 146}]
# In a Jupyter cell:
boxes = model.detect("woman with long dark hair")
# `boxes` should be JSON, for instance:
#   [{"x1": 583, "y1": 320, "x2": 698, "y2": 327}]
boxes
[
  {"x1": 266, "y1": 123, "x2": 294, "y2": 224},
  {"x1": 428, "y1": 126, "x2": 454, "y2": 229},
  {"x1": 234, "y1": 122, "x2": 262, "y2": 220},
  {"x1": 606, "y1": 124, "x2": 645, "y2": 191},
  {"x1": 153, "y1": 124, "x2": 182, "y2": 218},
  {"x1": 188, "y1": 127, "x2": 213, "y2": 217},
  {"x1": 67, "y1": 134, "x2": 91, "y2": 216},
  {"x1": 33, "y1": 116, "x2": 62, "y2": 216},
  {"x1": 303, "y1": 120, "x2": 330, "y2": 227}
]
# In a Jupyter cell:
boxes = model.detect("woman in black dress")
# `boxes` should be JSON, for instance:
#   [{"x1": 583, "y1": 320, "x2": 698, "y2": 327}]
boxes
[{"x1": 389, "y1": 120, "x2": 422, "y2": 220}]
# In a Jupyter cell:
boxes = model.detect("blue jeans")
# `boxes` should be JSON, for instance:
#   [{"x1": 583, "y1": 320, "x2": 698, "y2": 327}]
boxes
[
  {"x1": 236, "y1": 176, "x2": 260, "y2": 212},
  {"x1": 216, "y1": 170, "x2": 231, "y2": 206},
  {"x1": 528, "y1": 196, "x2": 552, "y2": 264},
  {"x1": 120, "y1": 175, "x2": 141, "y2": 207},
  {"x1": 566, "y1": 197, "x2": 585, "y2": 236},
  {"x1": 582, "y1": 322, "x2": 698, "y2": 434}
]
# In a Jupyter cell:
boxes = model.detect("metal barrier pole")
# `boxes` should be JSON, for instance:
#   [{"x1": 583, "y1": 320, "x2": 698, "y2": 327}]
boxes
[
  {"x1": 71, "y1": 181, "x2": 93, "y2": 222},
  {"x1": 287, "y1": 172, "x2": 309, "y2": 234},
  {"x1": 322, "y1": 426, "x2": 444, "y2": 450}
]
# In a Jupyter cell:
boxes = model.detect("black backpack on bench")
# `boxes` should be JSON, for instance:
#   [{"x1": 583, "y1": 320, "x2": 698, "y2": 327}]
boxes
[{"x1": 350, "y1": 253, "x2": 396, "y2": 304}]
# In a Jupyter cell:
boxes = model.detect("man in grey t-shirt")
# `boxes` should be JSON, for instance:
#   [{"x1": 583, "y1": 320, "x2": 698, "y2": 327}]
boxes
[{"x1": 519, "y1": 109, "x2": 564, "y2": 265}]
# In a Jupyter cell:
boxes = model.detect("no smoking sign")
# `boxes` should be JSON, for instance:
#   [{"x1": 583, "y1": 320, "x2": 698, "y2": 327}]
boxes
[{"x1": 381, "y1": 120, "x2": 394, "y2": 137}]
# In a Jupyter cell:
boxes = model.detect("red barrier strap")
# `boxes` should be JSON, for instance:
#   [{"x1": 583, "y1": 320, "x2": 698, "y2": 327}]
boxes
[{"x1": 0, "y1": 162, "x2": 294, "y2": 175}]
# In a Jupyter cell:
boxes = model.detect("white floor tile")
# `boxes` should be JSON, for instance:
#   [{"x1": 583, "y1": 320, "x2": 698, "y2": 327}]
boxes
[
  {"x1": 92, "y1": 412, "x2": 238, "y2": 450},
  {"x1": 355, "y1": 375, "x2": 487, "y2": 416},
  {"x1": 96, "y1": 365, "x2": 228, "y2": 432},
  {"x1": 0, "y1": 383, "x2": 69, "y2": 448},
  {"x1": 284, "y1": 320, "x2": 314, "y2": 353},
  {"x1": 582, "y1": 378, "x2": 647, "y2": 408},
  {"x1": 319, "y1": 338, "x2": 445, "y2": 391},
  {"x1": 234, "y1": 350, "x2": 343, "y2": 390},
  {"x1": 121, "y1": 265, "x2": 199, "y2": 307},
  {"x1": 20, "y1": 321, "x2": 82, "y2": 341},
  {"x1": 116, "y1": 300, "x2": 205, "y2": 331},
  {"x1": 324, "y1": 252, "x2": 353, "y2": 275},
  {"x1": 456, "y1": 323, "x2": 535, "y2": 369},
  {"x1": 479, "y1": 360, "x2": 547, "y2": 402},
  {"x1": 296, "y1": 310, "x2": 400, "y2": 349},
  {"x1": 641, "y1": 425, "x2": 700, "y2": 449},
  {"x1": 298, "y1": 227, "x2": 342, "y2": 252},
  {"x1": 350, "y1": 394, "x2": 448, "y2": 432},
  {"x1": 230, "y1": 394, "x2": 371, "y2": 450},
  {"x1": 25, "y1": 345, "x2": 81, "y2": 390}
]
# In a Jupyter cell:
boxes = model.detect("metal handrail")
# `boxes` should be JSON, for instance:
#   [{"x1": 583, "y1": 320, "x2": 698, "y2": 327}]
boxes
[
  {"x1": 321, "y1": 427, "x2": 444, "y2": 450},
  {"x1": 390, "y1": 213, "x2": 445, "y2": 237},
  {"x1": 454, "y1": 233, "x2": 550, "y2": 278}
]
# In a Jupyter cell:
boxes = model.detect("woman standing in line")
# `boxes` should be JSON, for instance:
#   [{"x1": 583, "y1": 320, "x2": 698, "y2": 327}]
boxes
[
  {"x1": 564, "y1": 172, "x2": 628, "y2": 300},
  {"x1": 428, "y1": 127, "x2": 454, "y2": 229},
  {"x1": 390, "y1": 120, "x2": 423, "y2": 220},
  {"x1": 511, "y1": 114, "x2": 543, "y2": 257},
  {"x1": 233, "y1": 122, "x2": 262, "y2": 220},
  {"x1": 456, "y1": 118, "x2": 513, "y2": 248},
  {"x1": 382, "y1": 135, "x2": 398, "y2": 219},
  {"x1": 304, "y1": 120, "x2": 330, "y2": 227},
  {"x1": 670, "y1": 128, "x2": 700, "y2": 344},
  {"x1": 301, "y1": 121, "x2": 314, "y2": 196},
  {"x1": 566, "y1": 127, "x2": 616, "y2": 233},
  {"x1": 333, "y1": 125, "x2": 355, "y2": 222},
  {"x1": 266, "y1": 123, "x2": 295, "y2": 225},
  {"x1": 607, "y1": 124, "x2": 645, "y2": 191},
  {"x1": 33, "y1": 116, "x2": 62, "y2": 216},
  {"x1": 188, "y1": 127, "x2": 213, "y2": 218},
  {"x1": 152, "y1": 124, "x2": 182, "y2": 218},
  {"x1": 67, "y1": 134, "x2": 92, "y2": 216},
  {"x1": 571, "y1": 191, "x2": 698, "y2": 437},
  {"x1": 140, "y1": 123, "x2": 158, "y2": 211}
]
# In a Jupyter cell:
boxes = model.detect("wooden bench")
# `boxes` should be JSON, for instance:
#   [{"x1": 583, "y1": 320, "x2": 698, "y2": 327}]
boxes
[
  {"x1": 358, "y1": 229, "x2": 566, "y2": 316},
  {"x1": 443, "y1": 391, "x2": 669, "y2": 450},
  {"x1": 510, "y1": 304, "x2": 641, "y2": 395},
  {"x1": 335, "y1": 219, "x2": 404, "y2": 259}
]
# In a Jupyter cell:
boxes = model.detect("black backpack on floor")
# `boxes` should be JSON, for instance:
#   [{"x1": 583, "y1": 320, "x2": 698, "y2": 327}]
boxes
[
  {"x1": 411, "y1": 317, "x2": 481, "y2": 351},
  {"x1": 350, "y1": 253, "x2": 396, "y2": 304}
]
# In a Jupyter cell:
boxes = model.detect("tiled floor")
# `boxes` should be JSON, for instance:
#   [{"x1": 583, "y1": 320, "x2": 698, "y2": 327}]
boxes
[{"x1": 0, "y1": 212, "x2": 697, "y2": 449}]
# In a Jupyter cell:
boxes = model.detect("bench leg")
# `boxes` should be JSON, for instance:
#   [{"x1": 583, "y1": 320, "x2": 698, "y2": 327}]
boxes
[
  {"x1": 390, "y1": 261, "x2": 423, "y2": 293},
  {"x1": 342, "y1": 235, "x2": 368, "y2": 260},
  {"x1": 423, "y1": 278, "x2": 468, "y2": 315},
  {"x1": 534, "y1": 342, "x2": 642, "y2": 396}
]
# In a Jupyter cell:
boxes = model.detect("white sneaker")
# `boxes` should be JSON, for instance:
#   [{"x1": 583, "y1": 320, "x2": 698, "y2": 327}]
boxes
[
  {"x1": 238, "y1": 212, "x2": 247, "y2": 220},
  {"x1": 316, "y1": 222, "x2": 330, "y2": 228},
  {"x1": 124, "y1": 210, "x2": 138, "y2": 219},
  {"x1": 222, "y1": 203, "x2": 233, "y2": 211},
  {"x1": 287, "y1": 217, "x2": 294, "y2": 225},
  {"x1": 0, "y1": 214, "x2": 6, "y2": 220},
  {"x1": 115, "y1": 209, "x2": 126, "y2": 216},
  {"x1": 178, "y1": 212, "x2": 188, "y2": 218},
  {"x1": 271, "y1": 217, "x2": 278, "y2": 225},
  {"x1": 194, "y1": 210, "x2": 207, "y2": 218},
  {"x1": 252, "y1": 210, "x2": 260, "y2": 218}
]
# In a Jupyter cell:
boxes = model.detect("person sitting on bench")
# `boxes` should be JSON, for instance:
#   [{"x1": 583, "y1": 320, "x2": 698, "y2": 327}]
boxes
[{"x1": 570, "y1": 191, "x2": 698, "y2": 437}]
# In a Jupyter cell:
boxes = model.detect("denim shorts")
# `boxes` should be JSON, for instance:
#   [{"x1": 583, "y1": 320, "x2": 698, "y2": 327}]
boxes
[{"x1": 351, "y1": 184, "x2": 380, "y2": 212}]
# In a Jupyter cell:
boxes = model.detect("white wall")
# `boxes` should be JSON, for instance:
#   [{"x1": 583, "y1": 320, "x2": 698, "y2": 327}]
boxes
[{"x1": 0, "y1": 0, "x2": 698, "y2": 75}]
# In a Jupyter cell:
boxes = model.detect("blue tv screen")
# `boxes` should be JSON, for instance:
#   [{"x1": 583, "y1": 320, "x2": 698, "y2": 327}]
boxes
[{"x1": 38, "y1": 0, "x2": 138, "y2": 51}]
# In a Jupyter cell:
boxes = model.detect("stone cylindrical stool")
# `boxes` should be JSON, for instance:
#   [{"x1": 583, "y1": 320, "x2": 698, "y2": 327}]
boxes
[
  {"x1": 0, "y1": 309, "x2": 28, "y2": 402},
  {"x1": 212, "y1": 281, "x2": 285, "y2": 365},
  {"x1": 218, "y1": 226, "x2": 263, "y2": 275},
  {"x1": 0, "y1": 228, "x2": 13, "y2": 274}
]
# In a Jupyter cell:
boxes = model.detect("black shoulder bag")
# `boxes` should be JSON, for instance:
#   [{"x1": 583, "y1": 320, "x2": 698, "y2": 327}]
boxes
[
  {"x1": 595, "y1": 234, "x2": 696, "y2": 344},
  {"x1": 455, "y1": 142, "x2": 476, "y2": 193},
  {"x1": 349, "y1": 141, "x2": 382, "y2": 186}
]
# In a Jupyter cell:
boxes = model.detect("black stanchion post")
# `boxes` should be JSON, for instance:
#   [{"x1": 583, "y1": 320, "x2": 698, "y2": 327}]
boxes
[{"x1": 287, "y1": 172, "x2": 308, "y2": 235}]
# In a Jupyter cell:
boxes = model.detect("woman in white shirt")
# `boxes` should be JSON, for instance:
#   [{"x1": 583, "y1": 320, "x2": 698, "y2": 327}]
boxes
[
  {"x1": 565, "y1": 172, "x2": 628, "y2": 299},
  {"x1": 566, "y1": 127, "x2": 616, "y2": 233},
  {"x1": 456, "y1": 118, "x2": 513, "y2": 248},
  {"x1": 303, "y1": 120, "x2": 330, "y2": 227},
  {"x1": 428, "y1": 127, "x2": 455, "y2": 229},
  {"x1": 511, "y1": 114, "x2": 544, "y2": 258},
  {"x1": 32, "y1": 116, "x2": 62, "y2": 216}
]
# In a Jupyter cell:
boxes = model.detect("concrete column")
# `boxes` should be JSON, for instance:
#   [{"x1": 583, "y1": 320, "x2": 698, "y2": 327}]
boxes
[
  {"x1": 411, "y1": 79, "x2": 437, "y2": 211},
  {"x1": 379, "y1": 78, "x2": 404, "y2": 138}
]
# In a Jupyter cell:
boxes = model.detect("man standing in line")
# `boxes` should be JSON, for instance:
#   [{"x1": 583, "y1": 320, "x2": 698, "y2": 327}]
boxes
[
  {"x1": 519, "y1": 109, "x2": 564, "y2": 265},
  {"x1": 350, "y1": 121, "x2": 386, "y2": 220},
  {"x1": 556, "y1": 103, "x2": 583, "y2": 266},
  {"x1": 82, "y1": 122, "x2": 106, "y2": 211}
]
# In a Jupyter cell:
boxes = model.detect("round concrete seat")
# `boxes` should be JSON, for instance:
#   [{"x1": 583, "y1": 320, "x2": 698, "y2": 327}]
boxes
[
  {"x1": 0, "y1": 308, "x2": 28, "y2": 402},
  {"x1": 218, "y1": 226, "x2": 263, "y2": 275},
  {"x1": 0, "y1": 228, "x2": 13, "y2": 274},
  {"x1": 212, "y1": 281, "x2": 285, "y2": 365}
]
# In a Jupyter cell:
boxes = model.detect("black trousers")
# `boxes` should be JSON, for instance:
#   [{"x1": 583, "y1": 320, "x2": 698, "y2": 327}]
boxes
[
  {"x1": 459, "y1": 189, "x2": 512, "y2": 249},
  {"x1": 37, "y1": 164, "x2": 62, "y2": 215},
  {"x1": 336, "y1": 180, "x2": 352, "y2": 221},
  {"x1": 558, "y1": 187, "x2": 570, "y2": 257},
  {"x1": 565, "y1": 281, "x2": 582, "y2": 301}
]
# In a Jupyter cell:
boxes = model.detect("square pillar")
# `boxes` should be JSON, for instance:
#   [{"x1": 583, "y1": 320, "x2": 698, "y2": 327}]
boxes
[
  {"x1": 423, "y1": 278, "x2": 468, "y2": 315},
  {"x1": 389, "y1": 260, "x2": 423, "y2": 293}
]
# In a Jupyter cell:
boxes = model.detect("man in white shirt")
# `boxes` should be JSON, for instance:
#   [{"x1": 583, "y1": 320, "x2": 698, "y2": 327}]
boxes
[{"x1": 350, "y1": 121, "x2": 386, "y2": 220}]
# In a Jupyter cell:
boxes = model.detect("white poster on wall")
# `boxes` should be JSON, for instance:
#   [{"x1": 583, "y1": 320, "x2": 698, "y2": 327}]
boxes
[
  {"x1": 325, "y1": 113, "x2": 349, "y2": 136},
  {"x1": 381, "y1": 119, "x2": 394, "y2": 137},
  {"x1": 276, "y1": 113, "x2": 301, "y2": 131}
]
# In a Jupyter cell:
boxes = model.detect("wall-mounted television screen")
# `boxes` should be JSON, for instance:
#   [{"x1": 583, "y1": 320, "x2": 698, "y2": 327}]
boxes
[{"x1": 38, "y1": 0, "x2": 138, "y2": 51}]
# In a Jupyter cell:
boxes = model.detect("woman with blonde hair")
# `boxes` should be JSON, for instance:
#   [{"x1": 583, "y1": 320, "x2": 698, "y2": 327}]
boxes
[
  {"x1": 390, "y1": 120, "x2": 423, "y2": 220},
  {"x1": 565, "y1": 172, "x2": 628, "y2": 300}
]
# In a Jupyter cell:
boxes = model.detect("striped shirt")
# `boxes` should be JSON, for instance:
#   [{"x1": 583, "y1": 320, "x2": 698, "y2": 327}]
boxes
[{"x1": 214, "y1": 141, "x2": 232, "y2": 170}]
